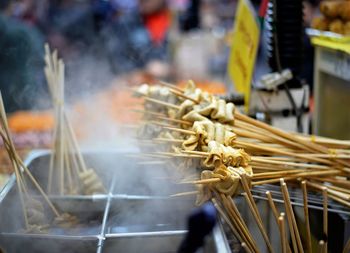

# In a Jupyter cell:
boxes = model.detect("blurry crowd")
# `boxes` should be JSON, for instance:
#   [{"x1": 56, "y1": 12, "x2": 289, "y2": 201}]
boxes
[
  {"x1": 0, "y1": 0, "x2": 320, "y2": 113},
  {"x1": 0, "y1": 0, "x2": 238, "y2": 112}
]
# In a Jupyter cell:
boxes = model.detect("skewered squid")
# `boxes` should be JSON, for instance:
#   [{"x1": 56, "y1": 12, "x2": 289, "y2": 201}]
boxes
[
  {"x1": 182, "y1": 121, "x2": 237, "y2": 151},
  {"x1": 196, "y1": 165, "x2": 252, "y2": 205},
  {"x1": 203, "y1": 141, "x2": 251, "y2": 168},
  {"x1": 53, "y1": 213, "x2": 79, "y2": 228},
  {"x1": 192, "y1": 97, "x2": 235, "y2": 124},
  {"x1": 78, "y1": 169, "x2": 106, "y2": 195},
  {"x1": 26, "y1": 198, "x2": 48, "y2": 227},
  {"x1": 135, "y1": 84, "x2": 179, "y2": 104}
]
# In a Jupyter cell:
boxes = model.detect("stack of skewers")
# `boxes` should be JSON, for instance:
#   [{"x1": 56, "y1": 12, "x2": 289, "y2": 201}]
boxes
[
  {"x1": 44, "y1": 45, "x2": 106, "y2": 196},
  {"x1": 130, "y1": 81, "x2": 350, "y2": 253},
  {"x1": 0, "y1": 94, "x2": 78, "y2": 233}
]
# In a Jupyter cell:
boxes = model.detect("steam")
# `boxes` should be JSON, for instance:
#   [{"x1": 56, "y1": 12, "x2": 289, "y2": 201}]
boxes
[{"x1": 0, "y1": 48, "x2": 198, "y2": 252}]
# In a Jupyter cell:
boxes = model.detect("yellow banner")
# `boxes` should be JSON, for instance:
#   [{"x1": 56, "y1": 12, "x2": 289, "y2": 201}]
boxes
[{"x1": 228, "y1": 0, "x2": 260, "y2": 111}]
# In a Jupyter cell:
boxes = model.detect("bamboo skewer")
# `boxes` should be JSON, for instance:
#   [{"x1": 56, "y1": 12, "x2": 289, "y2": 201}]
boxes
[
  {"x1": 279, "y1": 213, "x2": 287, "y2": 253},
  {"x1": 323, "y1": 188, "x2": 328, "y2": 253},
  {"x1": 301, "y1": 181, "x2": 312, "y2": 253},
  {"x1": 221, "y1": 194, "x2": 260, "y2": 253},
  {"x1": 0, "y1": 95, "x2": 60, "y2": 219},
  {"x1": 319, "y1": 240, "x2": 326, "y2": 253},
  {"x1": 131, "y1": 81, "x2": 350, "y2": 252},
  {"x1": 240, "y1": 174, "x2": 275, "y2": 253},
  {"x1": 211, "y1": 198, "x2": 246, "y2": 249},
  {"x1": 241, "y1": 242, "x2": 253, "y2": 253},
  {"x1": 170, "y1": 191, "x2": 198, "y2": 197},
  {"x1": 266, "y1": 191, "x2": 279, "y2": 224},
  {"x1": 144, "y1": 97, "x2": 180, "y2": 110},
  {"x1": 169, "y1": 89, "x2": 199, "y2": 103},
  {"x1": 158, "y1": 80, "x2": 185, "y2": 93},
  {"x1": 280, "y1": 179, "x2": 304, "y2": 253}
]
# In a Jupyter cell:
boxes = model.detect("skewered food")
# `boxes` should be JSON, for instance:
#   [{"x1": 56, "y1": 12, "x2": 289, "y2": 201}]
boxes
[
  {"x1": 79, "y1": 169, "x2": 105, "y2": 195},
  {"x1": 183, "y1": 121, "x2": 237, "y2": 151},
  {"x1": 192, "y1": 98, "x2": 235, "y2": 124},
  {"x1": 0, "y1": 94, "x2": 63, "y2": 233},
  {"x1": 131, "y1": 80, "x2": 350, "y2": 253},
  {"x1": 203, "y1": 141, "x2": 250, "y2": 168},
  {"x1": 53, "y1": 213, "x2": 79, "y2": 229},
  {"x1": 44, "y1": 45, "x2": 106, "y2": 196},
  {"x1": 196, "y1": 165, "x2": 252, "y2": 204}
]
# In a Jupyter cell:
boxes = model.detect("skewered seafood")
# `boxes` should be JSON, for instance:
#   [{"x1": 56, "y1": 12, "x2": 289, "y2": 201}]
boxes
[
  {"x1": 131, "y1": 80, "x2": 350, "y2": 252},
  {"x1": 44, "y1": 45, "x2": 106, "y2": 196},
  {"x1": 78, "y1": 169, "x2": 106, "y2": 195},
  {"x1": 135, "y1": 84, "x2": 179, "y2": 104},
  {"x1": 53, "y1": 213, "x2": 79, "y2": 229},
  {"x1": 183, "y1": 121, "x2": 236, "y2": 151},
  {"x1": 192, "y1": 98, "x2": 235, "y2": 124},
  {"x1": 0, "y1": 94, "x2": 63, "y2": 233},
  {"x1": 203, "y1": 141, "x2": 250, "y2": 168},
  {"x1": 196, "y1": 165, "x2": 252, "y2": 204}
]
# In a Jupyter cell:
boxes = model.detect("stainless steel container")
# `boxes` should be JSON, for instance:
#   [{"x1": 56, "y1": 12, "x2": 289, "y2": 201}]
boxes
[{"x1": 0, "y1": 151, "x2": 230, "y2": 253}]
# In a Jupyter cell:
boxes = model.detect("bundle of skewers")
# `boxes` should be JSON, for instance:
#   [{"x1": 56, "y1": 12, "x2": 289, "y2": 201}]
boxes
[
  {"x1": 44, "y1": 45, "x2": 105, "y2": 196},
  {"x1": 0, "y1": 94, "x2": 78, "y2": 233},
  {"x1": 130, "y1": 81, "x2": 350, "y2": 253}
]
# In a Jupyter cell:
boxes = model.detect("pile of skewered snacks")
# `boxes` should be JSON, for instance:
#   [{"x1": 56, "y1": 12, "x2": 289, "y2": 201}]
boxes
[
  {"x1": 0, "y1": 95, "x2": 79, "y2": 233},
  {"x1": 131, "y1": 81, "x2": 350, "y2": 253},
  {"x1": 312, "y1": 1, "x2": 350, "y2": 35},
  {"x1": 44, "y1": 45, "x2": 106, "y2": 196}
]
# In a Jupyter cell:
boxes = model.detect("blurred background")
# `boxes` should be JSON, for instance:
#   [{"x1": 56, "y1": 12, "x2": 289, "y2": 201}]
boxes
[{"x1": 0, "y1": 0, "x2": 242, "y2": 112}]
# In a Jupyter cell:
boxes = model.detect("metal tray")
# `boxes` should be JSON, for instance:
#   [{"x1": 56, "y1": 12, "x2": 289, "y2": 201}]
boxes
[{"x1": 0, "y1": 150, "x2": 230, "y2": 253}]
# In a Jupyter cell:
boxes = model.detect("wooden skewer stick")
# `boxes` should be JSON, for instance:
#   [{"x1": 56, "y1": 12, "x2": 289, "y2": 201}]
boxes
[
  {"x1": 319, "y1": 240, "x2": 326, "y2": 253},
  {"x1": 241, "y1": 192, "x2": 275, "y2": 253},
  {"x1": 162, "y1": 126, "x2": 195, "y2": 135},
  {"x1": 131, "y1": 108, "x2": 165, "y2": 118},
  {"x1": 0, "y1": 129, "x2": 29, "y2": 229},
  {"x1": 211, "y1": 198, "x2": 246, "y2": 248},
  {"x1": 306, "y1": 181, "x2": 350, "y2": 201},
  {"x1": 323, "y1": 187, "x2": 328, "y2": 253},
  {"x1": 158, "y1": 80, "x2": 185, "y2": 93},
  {"x1": 235, "y1": 111, "x2": 328, "y2": 155},
  {"x1": 179, "y1": 178, "x2": 221, "y2": 185},
  {"x1": 235, "y1": 140, "x2": 333, "y2": 165},
  {"x1": 241, "y1": 242, "x2": 253, "y2": 253},
  {"x1": 252, "y1": 157, "x2": 329, "y2": 170},
  {"x1": 280, "y1": 179, "x2": 304, "y2": 253},
  {"x1": 301, "y1": 181, "x2": 312, "y2": 253},
  {"x1": 144, "y1": 97, "x2": 180, "y2": 110},
  {"x1": 169, "y1": 89, "x2": 199, "y2": 103},
  {"x1": 266, "y1": 191, "x2": 279, "y2": 224},
  {"x1": 153, "y1": 138, "x2": 184, "y2": 144},
  {"x1": 314, "y1": 177, "x2": 350, "y2": 189},
  {"x1": 240, "y1": 173, "x2": 275, "y2": 253},
  {"x1": 155, "y1": 115, "x2": 192, "y2": 126},
  {"x1": 279, "y1": 213, "x2": 287, "y2": 253},
  {"x1": 221, "y1": 194, "x2": 260, "y2": 253},
  {"x1": 170, "y1": 191, "x2": 198, "y2": 197},
  {"x1": 252, "y1": 169, "x2": 341, "y2": 186},
  {"x1": 0, "y1": 113, "x2": 60, "y2": 217},
  {"x1": 295, "y1": 134, "x2": 350, "y2": 148}
]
